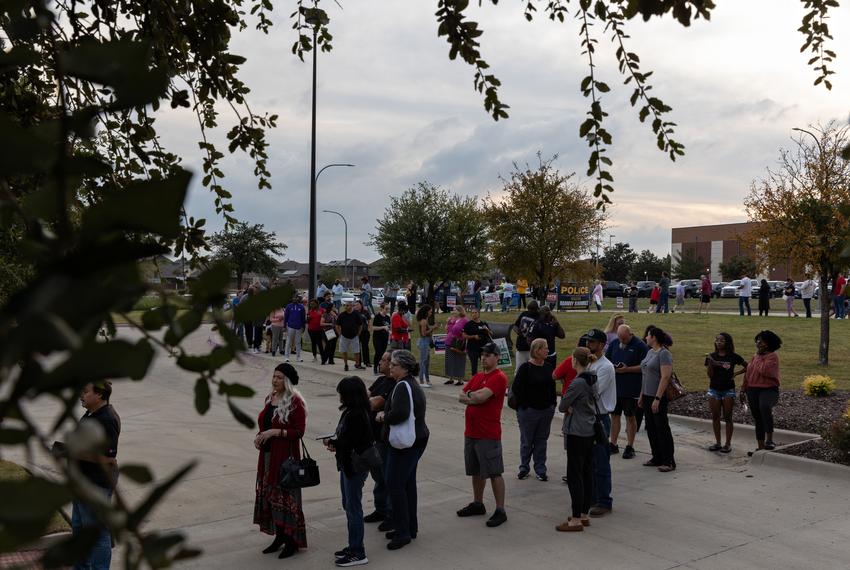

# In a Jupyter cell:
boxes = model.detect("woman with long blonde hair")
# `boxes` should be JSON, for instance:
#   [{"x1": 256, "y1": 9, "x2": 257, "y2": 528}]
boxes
[{"x1": 253, "y1": 363, "x2": 308, "y2": 558}]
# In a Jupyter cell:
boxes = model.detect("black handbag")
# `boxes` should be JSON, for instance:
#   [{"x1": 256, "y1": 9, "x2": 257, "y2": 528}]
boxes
[
  {"x1": 278, "y1": 438, "x2": 320, "y2": 489},
  {"x1": 351, "y1": 445, "x2": 382, "y2": 474}
]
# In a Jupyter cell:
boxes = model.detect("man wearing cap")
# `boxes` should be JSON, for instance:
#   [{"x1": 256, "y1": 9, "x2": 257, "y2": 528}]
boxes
[
  {"x1": 456, "y1": 343, "x2": 509, "y2": 528},
  {"x1": 581, "y1": 328, "x2": 617, "y2": 517}
]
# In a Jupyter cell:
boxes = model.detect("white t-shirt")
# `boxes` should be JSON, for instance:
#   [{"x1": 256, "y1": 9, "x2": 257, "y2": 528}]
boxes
[
  {"x1": 739, "y1": 277, "x2": 752, "y2": 297},
  {"x1": 588, "y1": 356, "x2": 617, "y2": 414},
  {"x1": 502, "y1": 282, "x2": 514, "y2": 294}
]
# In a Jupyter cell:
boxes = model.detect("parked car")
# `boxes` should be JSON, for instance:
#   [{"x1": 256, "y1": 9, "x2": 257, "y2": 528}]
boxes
[
  {"x1": 668, "y1": 279, "x2": 701, "y2": 298},
  {"x1": 601, "y1": 280, "x2": 624, "y2": 298},
  {"x1": 721, "y1": 280, "x2": 742, "y2": 298},
  {"x1": 635, "y1": 281, "x2": 656, "y2": 298},
  {"x1": 712, "y1": 282, "x2": 726, "y2": 298},
  {"x1": 767, "y1": 281, "x2": 785, "y2": 298}
]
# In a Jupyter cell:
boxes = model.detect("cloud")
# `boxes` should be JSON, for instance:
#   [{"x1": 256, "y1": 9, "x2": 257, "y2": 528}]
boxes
[{"x1": 153, "y1": 0, "x2": 849, "y2": 265}]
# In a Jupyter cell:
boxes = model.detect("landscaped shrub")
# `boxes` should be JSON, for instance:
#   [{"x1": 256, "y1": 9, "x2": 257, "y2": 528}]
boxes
[
  {"x1": 823, "y1": 414, "x2": 850, "y2": 458},
  {"x1": 802, "y1": 374, "x2": 836, "y2": 397}
]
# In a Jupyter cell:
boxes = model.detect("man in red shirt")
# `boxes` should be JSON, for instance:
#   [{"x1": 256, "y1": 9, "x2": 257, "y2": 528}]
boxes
[{"x1": 456, "y1": 343, "x2": 508, "y2": 527}]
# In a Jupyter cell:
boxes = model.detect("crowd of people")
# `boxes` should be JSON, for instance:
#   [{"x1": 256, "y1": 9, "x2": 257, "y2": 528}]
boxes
[{"x1": 243, "y1": 294, "x2": 788, "y2": 566}]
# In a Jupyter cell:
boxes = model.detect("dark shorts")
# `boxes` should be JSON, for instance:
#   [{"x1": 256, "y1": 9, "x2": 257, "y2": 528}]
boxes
[
  {"x1": 701, "y1": 294, "x2": 711, "y2": 303},
  {"x1": 649, "y1": 299, "x2": 658, "y2": 305},
  {"x1": 613, "y1": 397, "x2": 638, "y2": 417},
  {"x1": 464, "y1": 437, "x2": 504, "y2": 479}
]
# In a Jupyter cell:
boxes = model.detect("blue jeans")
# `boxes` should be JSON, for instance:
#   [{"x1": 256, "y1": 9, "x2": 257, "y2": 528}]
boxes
[
  {"x1": 738, "y1": 296, "x2": 751, "y2": 316},
  {"x1": 833, "y1": 295, "x2": 845, "y2": 319},
  {"x1": 591, "y1": 415, "x2": 613, "y2": 509},
  {"x1": 516, "y1": 406, "x2": 555, "y2": 477},
  {"x1": 417, "y1": 337, "x2": 431, "y2": 382},
  {"x1": 340, "y1": 470, "x2": 368, "y2": 558},
  {"x1": 371, "y1": 442, "x2": 392, "y2": 518},
  {"x1": 657, "y1": 292, "x2": 669, "y2": 313},
  {"x1": 386, "y1": 445, "x2": 426, "y2": 541},
  {"x1": 71, "y1": 486, "x2": 113, "y2": 570},
  {"x1": 501, "y1": 296, "x2": 509, "y2": 311}
]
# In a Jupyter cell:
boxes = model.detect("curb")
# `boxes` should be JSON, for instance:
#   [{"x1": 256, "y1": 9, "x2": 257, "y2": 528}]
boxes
[
  {"x1": 749, "y1": 447, "x2": 850, "y2": 478},
  {"x1": 668, "y1": 414, "x2": 820, "y2": 444}
]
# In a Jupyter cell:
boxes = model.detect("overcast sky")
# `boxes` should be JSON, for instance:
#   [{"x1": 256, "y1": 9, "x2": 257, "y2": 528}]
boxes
[{"x1": 158, "y1": 1, "x2": 849, "y2": 264}]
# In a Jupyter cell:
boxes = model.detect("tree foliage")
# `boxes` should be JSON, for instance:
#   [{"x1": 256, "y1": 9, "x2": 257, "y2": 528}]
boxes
[
  {"x1": 631, "y1": 249, "x2": 670, "y2": 282},
  {"x1": 744, "y1": 123, "x2": 850, "y2": 366},
  {"x1": 0, "y1": 1, "x2": 299, "y2": 566},
  {"x1": 672, "y1": 245, "x2": 707, "y2": 279},
  {"x1": 601, "y1": 241, "x2": 637, "y2": 282},
  {"x1": 369, "y1": 182, "x2": 488, "y2": 302},
  {"x1": 718, "y1": 254, "x2": 757, "y2": 282},
  {"x1": 484, "y1": 155, "x2": 605, "y2": 291},
  {"x1": 209, "y1": 222, "x2": 286, "y2": 290}
]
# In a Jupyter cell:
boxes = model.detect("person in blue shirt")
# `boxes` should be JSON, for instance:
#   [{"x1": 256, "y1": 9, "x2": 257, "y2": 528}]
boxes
[
  {"x1": 283, "y1": 294, "x2": 307, "y2": 362},
  {"x1": 604, "y1": 325, "x2": 648, "y2": 459}
]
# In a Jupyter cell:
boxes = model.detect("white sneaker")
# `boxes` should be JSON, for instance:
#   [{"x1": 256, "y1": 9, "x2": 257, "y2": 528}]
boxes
[
  {"x1": 297, "y1": 358, "x2": 303, "y2": 362},
  {"x1": 285, "y1": 358, "x2": 290, "y2": 363}
]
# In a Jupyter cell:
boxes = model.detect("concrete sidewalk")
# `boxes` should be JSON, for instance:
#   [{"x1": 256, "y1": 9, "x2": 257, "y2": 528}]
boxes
[{"x1": 11, "y1": 327, "x2": 850, "y2": 569}]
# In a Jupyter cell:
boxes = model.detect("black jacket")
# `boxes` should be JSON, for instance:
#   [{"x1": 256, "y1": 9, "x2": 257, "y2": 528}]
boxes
[{"x1": 333, "y1": 408, "x2": 374, "y2": 477}]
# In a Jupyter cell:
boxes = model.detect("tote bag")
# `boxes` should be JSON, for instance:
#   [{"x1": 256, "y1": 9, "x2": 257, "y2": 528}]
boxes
[{"x1": 388, "y1": 381, "x2": 416, "y2": 449}]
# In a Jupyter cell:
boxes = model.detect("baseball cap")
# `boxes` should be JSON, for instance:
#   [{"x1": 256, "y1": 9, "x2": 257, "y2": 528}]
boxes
[
  {"x1": 581, "y1": 328, "x2": 607, "y2": 343},
  {"x1": 481, "y1": 342, "x2": 499, "y2": 355}
]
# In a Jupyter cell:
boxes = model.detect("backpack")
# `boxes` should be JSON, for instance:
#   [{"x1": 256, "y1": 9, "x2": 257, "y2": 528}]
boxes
[{"x1": 518, "y1": 314, "x2": 537, "y2": 346}]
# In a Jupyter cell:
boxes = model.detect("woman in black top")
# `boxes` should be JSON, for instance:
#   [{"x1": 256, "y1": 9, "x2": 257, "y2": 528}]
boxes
[
  {"x1": 511, "y1": 338, "x2": 556, "y2": 481},
  {"x1": 376, "y1": 349, "x2": 429, "y2": 550},
  {"x1": 325, "y1": 376, "x2": 375, "y2": 566},
  {"x1": 463, "y1": 308, "x2": 491, "y2": 376},
  {"x1": 529, "y1": 306, "x2": 565, "y2": 367},
  {"x1": 372, "y1": 303, "x2": 391, "y2": 374},
  {"x1": 758, "y1": 278, "x2": 771, "y2": 316},
  {"x1": 704, "y1": 333, "x2": 747, "y2": 452}
]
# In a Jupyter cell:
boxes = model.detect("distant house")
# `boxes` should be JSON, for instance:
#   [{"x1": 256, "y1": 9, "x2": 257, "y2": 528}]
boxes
[{"x1": 142, "y1": 255, "x2": 188, "y2": 291}]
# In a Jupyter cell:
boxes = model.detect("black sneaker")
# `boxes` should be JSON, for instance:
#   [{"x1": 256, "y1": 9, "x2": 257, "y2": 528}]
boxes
[
  {"x1": 335, "y1": 552, "x2": 368, "y2": 567},
  {"x1": 517, "y1": 469, "x2": 530, "y2": 480},
  {"x1": 363, "y1": 511, "x2": 385, "y2": 523},
  {"x1": 377, "y1": 520, "x2": 394, "y2": 532},
  {"x1": 622, "y1": 445, "x2": 635, "y2": 459},
  {"x1": 456, "y1": 502, "x2": 486, "y2": 517},
  {"x1": 486, "y1": 509, "x2": 507, "y2": 527},
  {"x1": 536, "y1": 473, "x2": 548, "y2": 482},
  {"x1": 608, "y1": 442, "x2": 620, "y2": 455},
  {"x1": 334, "y1": 547, "x2": 351, "y2": 557}
]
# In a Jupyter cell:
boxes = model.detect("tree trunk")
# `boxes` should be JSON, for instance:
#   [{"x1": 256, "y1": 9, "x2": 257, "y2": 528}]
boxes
[{"x1": 818, "y1": 267, "x2": 830, "y2": 366}]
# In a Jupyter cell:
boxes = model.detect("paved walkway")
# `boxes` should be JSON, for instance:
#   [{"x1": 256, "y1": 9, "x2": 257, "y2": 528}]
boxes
[{"x1": 12, "y1": 327, "x2": 850, "y2": 569}]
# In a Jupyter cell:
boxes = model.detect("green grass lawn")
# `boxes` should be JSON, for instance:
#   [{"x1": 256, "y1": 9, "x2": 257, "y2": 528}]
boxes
[{"x1": 425, "y1": 305, "x2": 850, "y2": 391}]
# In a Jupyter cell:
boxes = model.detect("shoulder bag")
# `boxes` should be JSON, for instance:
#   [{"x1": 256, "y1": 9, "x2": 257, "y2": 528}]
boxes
[
  {"x1": 388, "y1": 381, "x2": 416, "y2": 449},
  {"x1": 351, "y1": 410, "x2": 383, "y2": 474},
  {"x1": 278, "y1": 437, "x2": 321, "y2": 489},
  {"x1": 591, "y1": 391, "x2": 607, "y2": 446},
  {"x1": 664, "y1": 371, "x2": 686, "y2": 402}
]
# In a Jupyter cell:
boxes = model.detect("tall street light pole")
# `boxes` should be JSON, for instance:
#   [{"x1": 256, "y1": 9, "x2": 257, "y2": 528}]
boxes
[
  {"x1": 322, "y1": 209, "x2": 348, "y2": 286},
  {"x1": 306, "y1": 8, "x2": 329, "y2": 302}
]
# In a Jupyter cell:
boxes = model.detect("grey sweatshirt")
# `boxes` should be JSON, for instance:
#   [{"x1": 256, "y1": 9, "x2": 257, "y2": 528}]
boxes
[{"x1": 559, "y1": 372, "x2": 599, "y2": 439}]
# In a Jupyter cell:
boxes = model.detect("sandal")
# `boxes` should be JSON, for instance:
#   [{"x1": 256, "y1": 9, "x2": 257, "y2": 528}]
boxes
[
  {"x1": 720, "y1": 445, "x2": 731, "y2": 453},
  {"x1": 764, "y1": 442, "x2": 776, "y2": 451},
  {"x1": 708, "y1": 443, "x2": 722, "y2": 452},
  {"x1": 658, "y1": 464, "x2": 676, "y2": 473}
]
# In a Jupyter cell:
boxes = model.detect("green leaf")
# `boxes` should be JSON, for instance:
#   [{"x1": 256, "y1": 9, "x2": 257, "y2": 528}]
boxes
[
  {"x1": 189, "y1": 264, "x2": 230, "y2": 308},
  {"x1": 120, "y1": 464, "x2": 154, "y2": 484},
  {"x1": 218, "y1": 381, "x2": 255, "y2": 398},
  {"x1": 82, "y1": 170, "x2": 191, "y2": 239},
  {"x1": 40, "y1": 339, "x2": 155, "y2": 390},
  {"x1": 0, "y1": 428, "x2": 30, "y2": 445},
  {"x1": 60, "y1": 38, "x2": 168, "y2": 108},
  {"x1": 127, "y1": 462, "x2": 197, "y2": 530},
  {"x1": 194, "y1": 378, "x2": 211, "y2": 415},
  {"x1": 0, "y1": 477, "x2": 71, "y2": 524},
  {"x1": 227, "y1": 397, "x2": 255, "y2": 429},
  {"x1": 0, "y1": 46, "x2": 38, "y2": 74},
  {"x1": 0, "y1": 115, "x2": 60, "y2": 175},
  {"x1": 164, "y1": 309, "x2": 203, "y2": 345},
  {"x1": 234, "y1": 284, "x2": 294, "y2": 324}
]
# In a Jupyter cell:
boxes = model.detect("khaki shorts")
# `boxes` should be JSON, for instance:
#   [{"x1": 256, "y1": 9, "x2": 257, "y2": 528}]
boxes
[{"x1": 464, "y1": 437, "x2": 504, "y2": 479}]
